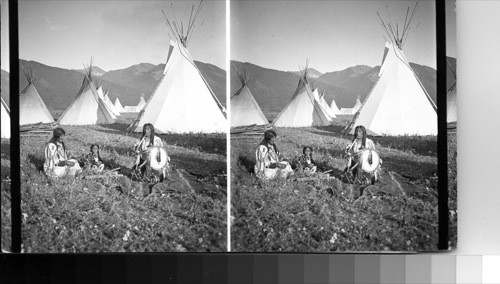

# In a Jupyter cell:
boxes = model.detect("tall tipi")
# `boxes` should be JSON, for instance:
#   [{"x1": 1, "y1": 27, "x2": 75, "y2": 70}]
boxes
[
  {"x1": 230, "y1": 68, "x2": 268, "y2": 127},
  {"x1": 19, "y1": 67, "x2": 54, "y2": 125},
  {"x1": 1, "y1": 97, "x2": 10, "y2": 139},
  {"x1": 273, "y1": 66, "x2": 331, "y2": 127},
  {"x1": 130, "y1": 2, "x2": 226, "y2": 133},
  {"x1": 58, "y1": 63, "x2": 115, "y2": 125},
  {"x1": 346, "y1": 3, "x2": 437, "y2": 136},
  {"x1": 447, "y1": 59, "x2": 457, "y2": 123}
]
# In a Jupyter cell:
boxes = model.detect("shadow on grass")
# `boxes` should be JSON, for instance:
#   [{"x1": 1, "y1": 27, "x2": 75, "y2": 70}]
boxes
[
  {"x1": 27, "y1": 154, "x2": 45, "y2": 172},
  {"x1": 237, "y1": 156, "x2": 255, "y2": 174}
]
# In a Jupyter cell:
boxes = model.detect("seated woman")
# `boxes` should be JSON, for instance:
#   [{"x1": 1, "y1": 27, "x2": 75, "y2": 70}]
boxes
[
  {"x1": 254, "y1": 129, "x2": 293, "y2": 179},
  {"x1": 134, "y1": 123, "x2": 170, "y2": 181},
  {"x1": 295, "y1": 146, "x2": 317, "y2": 176},
  {"x1": 84, "y1": 144, "x2": 105, "y2": 173},
  {"x1": 44, "y1": 127, "x2": 82, "y2": 178},
  {"x1": 345, "y1": 125, "x2": 381, "y2": 183}
]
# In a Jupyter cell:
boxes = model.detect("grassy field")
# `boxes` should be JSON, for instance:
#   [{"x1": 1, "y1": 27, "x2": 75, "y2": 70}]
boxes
[
  {"x1": 19, "y1": 124, "x2": 226, "y2": 252},
  {"x1": 1, "y1": 138, "x2": 11, "y2": 251},
  {"x1": 448, "y1": 130, "x2": 457, "y2": 248},
  {"x1": 231, "y1": 125, "x2": 442, "y2": 252}
]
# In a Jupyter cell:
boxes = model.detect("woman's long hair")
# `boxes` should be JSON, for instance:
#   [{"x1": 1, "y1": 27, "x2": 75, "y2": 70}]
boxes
[
  {"x1": 302, "y1": 146, "x2": 313, "y2": 158},
  {"x1": 141, "y1": 123, "x2": 155, "y2": 146},
  {"x1": 90, "y1": 144, "x2": 102, "y2": 161},
  {"x1": 49, "y1": 127, "x2": 66, "y2": 152},
  {"x1": 260, "y1": 129, "x2": 278, "y2": 153},
  {"x1": 352, "y1": 125, "x2": 367, "y2": 148}
]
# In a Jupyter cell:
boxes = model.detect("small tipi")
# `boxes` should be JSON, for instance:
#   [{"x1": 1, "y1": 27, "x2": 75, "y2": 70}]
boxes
[
  {"x1": 19, "y1": 67, "x2": 54, "y2": 125},
  {"x1": 130, "y1": 2, "x2": 226, "y2": 133},
  {"x1": 114, "y1": 97, "x2": 124, "y2": 113},
  {"x1": 319, "y1": 92, "x2": 337, "y2": 119},
  {"x1": 447, "y1": 59, "x2": 457, "y2": 123},
  {"x1": 329, "y1": 95, "x2": 341, "y2": 115},
  {"x1": 273, "y1": 66, "x2": 331, "y2": 127},
  {"x1": 230, "y1": 69, "x2": 268, "y2": 127},
  {"x1": 340, "y1": 98, "x2": 361, "y2": 115},
  {"x1": 96, "y1": 84, "x2": 117, "y2": 118},
  {"x1": 58, "y1": 62, "x2": 115, "y2": 125},
  {"x1": 346, "y1": 3, "x2": 437, "y2": 136},
  {"x1": 1, "y1": 97, "x2": 10, "y2": 139}
]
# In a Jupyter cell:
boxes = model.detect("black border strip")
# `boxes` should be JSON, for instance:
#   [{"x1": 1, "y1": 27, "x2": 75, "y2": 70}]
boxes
[
  {"x1": 9, "y1": 0, "x2": 21, "y2": 253},
  {"x1": 436, "y1": 0, "x2": 449, "y2": 249}
]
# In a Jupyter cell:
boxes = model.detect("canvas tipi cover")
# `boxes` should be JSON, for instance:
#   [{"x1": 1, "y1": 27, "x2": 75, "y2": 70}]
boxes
[
  {"x1": 114, "y1": 97, "x2": 124, "y2": 113},
  {"x1": 329, "y1": 96, "x2": 341, "y2": 115},
  {"x1": 58, "y1": 68, "x2": 115, "y2": 125},
  {"x1": 1, "y1": 97, "x2": 10, "y2": 138},
  {"x1": 340, "y1": 98, "x2": 361, "y2": 115},
  {"x1": 230, "y1": 70, "x2": 268, "y2": 127},
  {"x1": 131, "y1": 40, "x2": 226, "y2": 133},
  {"x1": 319, "y1": 93, "x2": 337, "y2": 119},
  {"x1": 97, "y1": 86, "x2": 117, "y2": 118},
  {"x1": 347, "y1": 41, "x2": 437, "y2": 136},
  {"x1": 19, "y1": 70, "x2": 54, "y2": 125},
  {"x1": 273, "y1": 72, "x2": 331, "y2": 127}
]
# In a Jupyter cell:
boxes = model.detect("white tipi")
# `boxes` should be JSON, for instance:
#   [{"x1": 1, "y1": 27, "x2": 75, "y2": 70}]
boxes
[
  {"x1": 273, "y1": 68, "x2": 331, "y2": 127},
  {"x1": 340, "y1": 98, "x2": 361, "y2": 115},
  {"x1": 230, "y1": 69, "x2": 268, "y2": 127},
  {"x1": 19, "y1": 68, "x2": 55, "y2": 125},
  {"x1": 1, "y1": 97, "x2": 10, "y2": 139},
  {"x1": 58, "y1": 63, "x2": 116, "y2": 125},
  {"x1": 96, "y1": 85, "x2": 117, "y2": 118},
  {"x1": 114, "y1": 97, "x2": 125, "y2": 113},
  {"x1": 130, "y1": 2, "x2": 226, "y2": 133},
  {"x1": 346, "y1": 3, "x2": 437, "y2": 136},
  {"x1": 329, "y1": 95, "x2": 341, "y2": 115},
  {"x1": 319, "y1": 92, "x2": 337, "y2": 119}
]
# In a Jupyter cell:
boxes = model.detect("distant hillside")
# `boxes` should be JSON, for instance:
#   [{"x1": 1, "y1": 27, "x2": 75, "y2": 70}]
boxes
[
  {"x1": 16, "y1": 59, "x2": 226, "y2": 111},
  {"x1": 317, "y1": 65, "x2": 378, "y2": 95},
  {"x1": 289, "y1": 68, "x2": 323, "y2": 79},
  {"x1": 230, "y1": 61, "x2": 362, "y2": 113},
  {"x1": 102, "y1": 62, "x2": 227, "y2": 106},
  {"x1": 73, "y1": 66, "x2": 107, "y2": 77},
  {"x1": 18, "y1": 60, "x2": 142, "y2": 109},
  {"x1": 318, "y1": 63, "x2": 437, "y2": 105}
]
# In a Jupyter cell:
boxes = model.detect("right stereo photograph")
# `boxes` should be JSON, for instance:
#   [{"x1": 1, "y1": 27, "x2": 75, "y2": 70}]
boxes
[{"x1": 230, "y1": 0, "x2": 456, "y2": 252}]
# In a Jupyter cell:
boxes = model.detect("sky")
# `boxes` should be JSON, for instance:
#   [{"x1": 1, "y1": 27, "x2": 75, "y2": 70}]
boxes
[
  {"x1": 231, "y1": 0, "x2": 455, "y2": 73},
  {"x1": 1, "y1": 0, "x2": 9, "y2": 71},
  {"x1": 14, "y1": 0, "x2": 225, "y2": 71},
  {"x1": 1, "y1": 0, "x2": 457, "y2": 74}
]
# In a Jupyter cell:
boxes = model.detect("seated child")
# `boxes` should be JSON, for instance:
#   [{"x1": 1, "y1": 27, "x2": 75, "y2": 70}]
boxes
[
  {"x1": 85, "y1": 144, "x2": 104, "y2": 173},
  {"x1": 295, "y1": 146, "x2": 317, "y2": 176}
]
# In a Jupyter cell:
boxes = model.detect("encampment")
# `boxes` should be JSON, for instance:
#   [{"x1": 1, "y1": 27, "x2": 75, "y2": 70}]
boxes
[
  {"x1": 58, "y1": 62, "x2": 116, "y2": 125},
  {"x1": 273, "y1": 66, "x2": 331, "y2": 127}
]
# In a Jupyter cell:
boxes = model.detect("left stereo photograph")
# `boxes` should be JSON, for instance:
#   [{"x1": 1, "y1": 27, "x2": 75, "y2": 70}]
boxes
[{"x1": 1, "y1": 0, "x2": 228, "y2": 252}]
